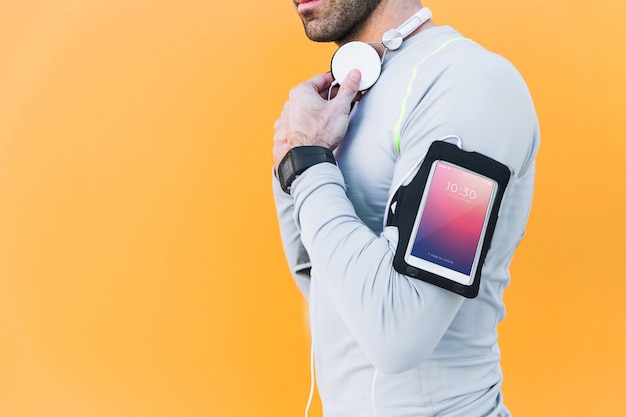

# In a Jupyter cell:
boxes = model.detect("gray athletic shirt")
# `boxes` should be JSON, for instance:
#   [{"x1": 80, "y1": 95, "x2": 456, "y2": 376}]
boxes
[{"x1": 273, "y1": 26, "x2": 539, "y2": 417}]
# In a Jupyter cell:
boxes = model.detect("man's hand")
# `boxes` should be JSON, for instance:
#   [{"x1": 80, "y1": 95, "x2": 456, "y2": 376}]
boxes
[{"x1": 273, "y1": 70, "x2": 362, "y2": 172}]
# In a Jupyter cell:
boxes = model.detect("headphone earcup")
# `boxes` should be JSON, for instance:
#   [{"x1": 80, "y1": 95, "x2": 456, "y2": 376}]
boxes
[{"x1": 330, "y1": 42, "x2": 381, "y2": 91}]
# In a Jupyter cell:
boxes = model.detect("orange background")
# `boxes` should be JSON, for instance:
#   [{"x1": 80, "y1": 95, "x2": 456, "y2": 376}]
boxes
[{"x1": 1, "y1": 1, "x2": 625, "y2": 416}]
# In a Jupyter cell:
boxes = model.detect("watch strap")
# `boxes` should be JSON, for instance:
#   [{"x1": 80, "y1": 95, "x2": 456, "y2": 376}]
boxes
[{"x1": 277, "y1": 146, "x2": 337, "y2": 194}]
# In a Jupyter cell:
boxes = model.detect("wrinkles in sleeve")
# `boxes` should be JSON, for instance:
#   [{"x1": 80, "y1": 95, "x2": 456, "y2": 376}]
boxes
[{"x1": 291, "y1": 163, "x2": 464, "y2": 374}]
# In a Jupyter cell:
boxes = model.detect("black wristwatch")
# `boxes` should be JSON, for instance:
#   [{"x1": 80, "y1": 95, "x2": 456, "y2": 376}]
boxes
[{"x1": 277, "y1": 146, "x2": 337, "y2": 194}]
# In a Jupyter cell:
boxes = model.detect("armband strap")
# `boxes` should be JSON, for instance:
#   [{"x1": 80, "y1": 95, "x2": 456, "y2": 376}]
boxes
[{"x1": 277, "y1": 146, "x2": 336, "y2": 194}]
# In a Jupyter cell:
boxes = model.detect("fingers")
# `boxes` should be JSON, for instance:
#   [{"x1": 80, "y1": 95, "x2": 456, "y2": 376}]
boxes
[
  {"x1": 273, "y1": 70, "x2": 362, "y2": 157},
  {"x1": 305, "y1": 72, "x2": 336, "y2": 94},
  {"x1": 332, "y1": 69, "x2": 361, "y2": 112},
  {"x1": 294, "y1": 70, "x2": 361, "y2": 103}
]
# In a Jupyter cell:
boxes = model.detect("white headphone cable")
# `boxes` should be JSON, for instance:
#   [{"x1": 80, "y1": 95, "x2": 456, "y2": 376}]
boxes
[
  {"x1": 304, "y1": 340, "x2": 316, "y2": 417},
  {"x1": 371, "y1": 369, "x2": 379, "y2": 417}
]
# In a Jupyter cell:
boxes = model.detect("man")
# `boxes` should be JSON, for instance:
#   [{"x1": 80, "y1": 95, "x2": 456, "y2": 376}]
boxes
[{"x1": 272, "y1": 0, "x2": 539, "y2": 416}]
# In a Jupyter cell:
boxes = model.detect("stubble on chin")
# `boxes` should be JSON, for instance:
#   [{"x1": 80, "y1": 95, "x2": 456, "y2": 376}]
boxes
[
  {"x1": 299, "y1": 11, "x2": 346, "y2": 43},
  {"x1": 297, "y1": 0, "x2": 382, "y2": 44}
]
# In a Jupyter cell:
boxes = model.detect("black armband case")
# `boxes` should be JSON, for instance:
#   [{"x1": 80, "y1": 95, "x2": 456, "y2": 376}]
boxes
[{"x1": 386, "y1": 141, "x2": 511, "y2": 298}]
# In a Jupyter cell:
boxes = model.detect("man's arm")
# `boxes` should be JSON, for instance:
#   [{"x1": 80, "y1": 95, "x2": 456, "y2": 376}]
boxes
[
  {"x1": 271, "y1": 70, "x2": 363, "y2": 300},
  {"x1": 272, "y1": 70, "x2": 465, "y2": 374},
  {"x1": 290, "y1": 162, "x2": 465, "y2": 374}
]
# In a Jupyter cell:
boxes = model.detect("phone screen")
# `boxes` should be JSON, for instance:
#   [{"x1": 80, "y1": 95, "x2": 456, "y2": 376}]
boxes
[{"x1": 405, "y1": 160, "x2": 497, "y2": 284}]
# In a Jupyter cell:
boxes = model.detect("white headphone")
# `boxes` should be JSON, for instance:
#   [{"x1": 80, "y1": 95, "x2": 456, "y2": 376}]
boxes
[{"x1": 330, "y1": 7, "x2": 432, "y2": 91}]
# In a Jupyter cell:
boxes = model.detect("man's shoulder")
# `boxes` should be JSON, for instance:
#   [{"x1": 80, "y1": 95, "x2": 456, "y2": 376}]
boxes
[{"x1": 403, "y1": 27, "x2": 518, "y2": 75}]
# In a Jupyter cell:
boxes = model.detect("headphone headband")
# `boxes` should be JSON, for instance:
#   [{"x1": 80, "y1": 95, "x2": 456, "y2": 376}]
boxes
[{"x1": 397, "y1": 7, "x2": 432, "y2": 39}]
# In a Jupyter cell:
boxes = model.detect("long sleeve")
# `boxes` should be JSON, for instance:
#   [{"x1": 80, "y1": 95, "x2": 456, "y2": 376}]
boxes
[{"x1": 290, "y1": 163, "x2": 464, "y2": 374}]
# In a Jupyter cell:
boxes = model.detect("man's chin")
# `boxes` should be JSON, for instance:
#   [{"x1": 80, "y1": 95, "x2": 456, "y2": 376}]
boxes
[{"x1": 302, "y1": 22, "x2": 343, "y2": 43}]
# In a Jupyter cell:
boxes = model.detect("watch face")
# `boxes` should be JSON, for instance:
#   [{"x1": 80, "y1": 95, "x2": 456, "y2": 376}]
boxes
[
  {"x1": 278, "y1": 153, "x2": 296, "y2": 192},
  {"x1": 282, "y1": 154, "x2": 295, "y2": 178},
  {"x1": 278, "y1": 147, "x2": 336, "y2": 193}
]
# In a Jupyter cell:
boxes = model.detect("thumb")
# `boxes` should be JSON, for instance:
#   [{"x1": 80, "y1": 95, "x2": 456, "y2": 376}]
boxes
[{"x1": 333, "y1": 69, "x2": 361, "y2": 110}]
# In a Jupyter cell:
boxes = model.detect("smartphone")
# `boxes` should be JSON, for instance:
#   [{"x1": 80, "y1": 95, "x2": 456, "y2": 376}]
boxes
[{"x1": 404, "y1": 160, "x2": 498, "y2": 286}]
